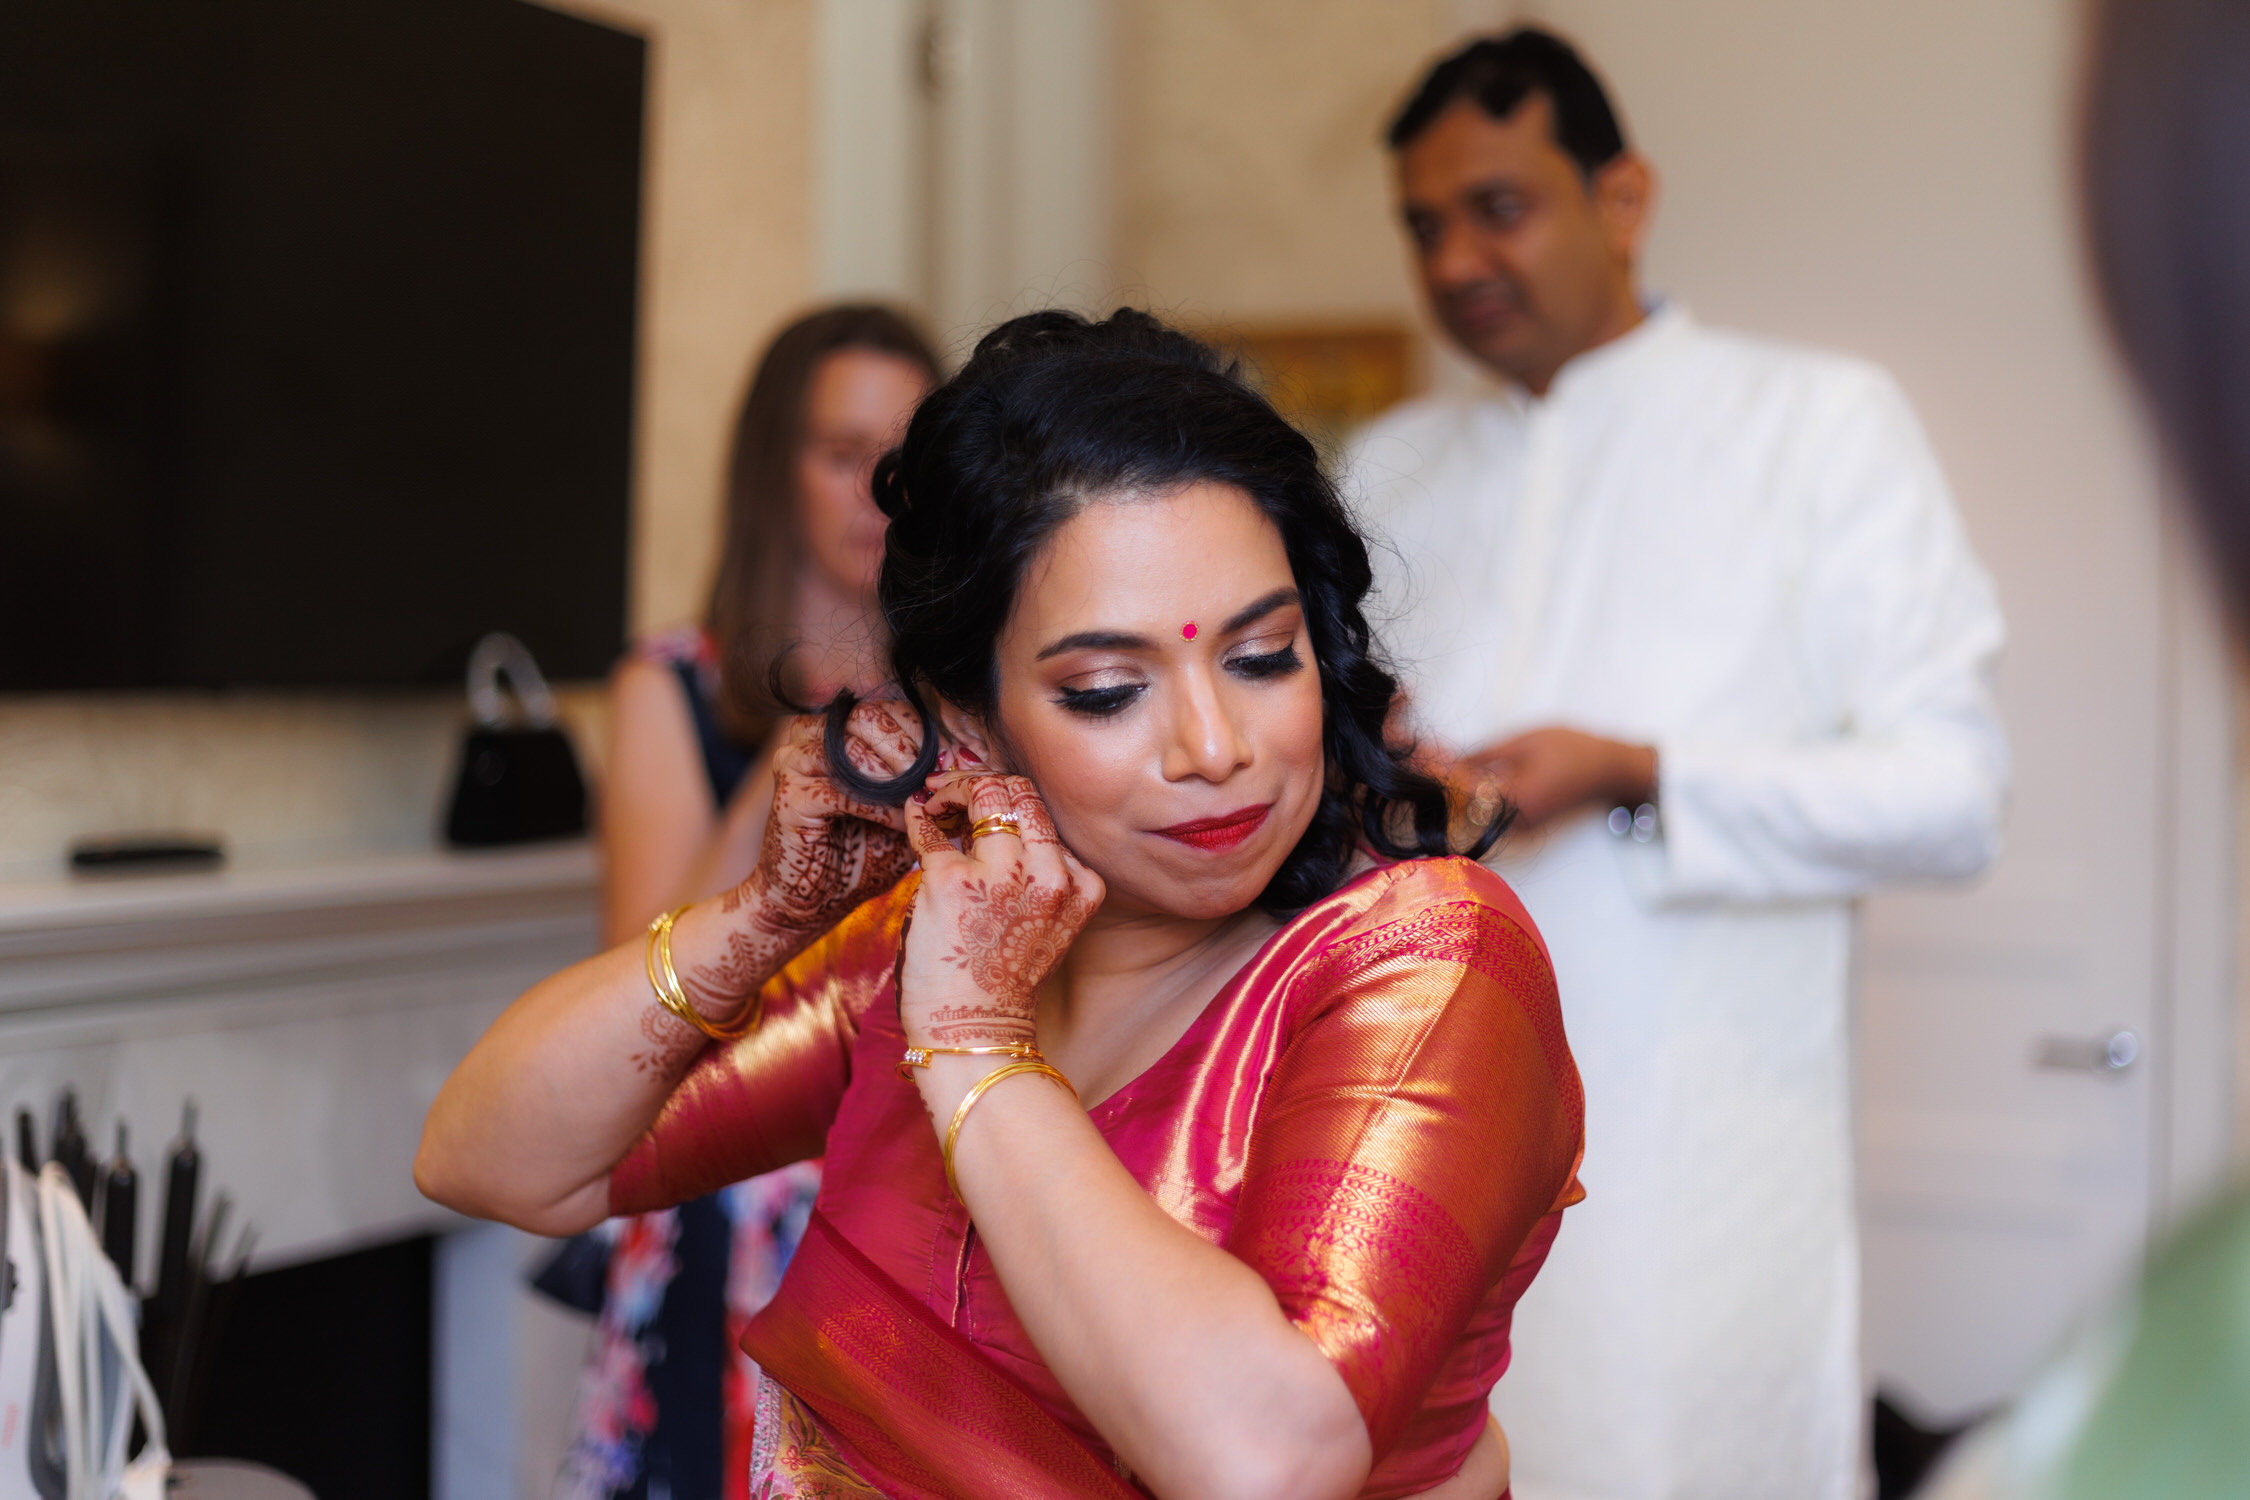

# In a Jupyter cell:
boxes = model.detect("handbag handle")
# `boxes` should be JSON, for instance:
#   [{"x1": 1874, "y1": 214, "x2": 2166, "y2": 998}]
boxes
[
  {"x1": 34, "y1": 1161, "x2": 172, "y2": 1495},
  {"x1": 466, "y1": 632, "x2": 561, "y2": 730}
]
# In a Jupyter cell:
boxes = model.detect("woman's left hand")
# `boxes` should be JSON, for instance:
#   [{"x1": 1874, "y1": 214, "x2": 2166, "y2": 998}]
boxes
[
  {"x1": 675, "y1": 703, "x2": 923, "y2": 1017},
  {"x1": 898, "y1": 770, "x2": 1105, "y2": 1049},
  {"x1": 739, "y1": 703, "x2": 922, "y2": 934}
]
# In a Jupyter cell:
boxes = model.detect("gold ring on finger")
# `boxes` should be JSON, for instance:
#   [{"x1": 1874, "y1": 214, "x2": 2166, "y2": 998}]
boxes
[{"x1": 968, "y1": 815, "x2": 1023, "y2": 843}]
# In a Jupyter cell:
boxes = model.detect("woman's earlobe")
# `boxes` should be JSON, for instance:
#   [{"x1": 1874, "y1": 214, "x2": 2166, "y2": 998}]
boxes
[{"x1": 932, "y1": 702, "x2": 998, "y2": 771}]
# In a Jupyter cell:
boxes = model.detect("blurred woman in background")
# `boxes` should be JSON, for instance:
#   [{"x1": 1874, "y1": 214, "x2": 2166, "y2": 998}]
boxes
[
  {"x1": 602, "y1": 305, "x2": 940, "y2": 941},
  {"x1": 556, "y1": 304, "x2": 938, "y2": 1500}
]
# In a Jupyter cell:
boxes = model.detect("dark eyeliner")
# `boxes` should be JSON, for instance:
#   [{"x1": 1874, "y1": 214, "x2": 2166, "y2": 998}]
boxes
[
  {"x1": 1056, "y1": 682, "x2": 1144, "y2": 716},
  {"x1": 1228, "y1": 645, "x2": 1303, "y2": 679}
]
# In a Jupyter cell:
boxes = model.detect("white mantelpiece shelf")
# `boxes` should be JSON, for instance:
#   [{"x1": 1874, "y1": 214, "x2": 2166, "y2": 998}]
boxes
[
  {"x1": 0, "y1": 843, "x2": 599, "y2": 1275},
  {"x1": 0, "y1": 844, "x2": 599, "y2": 1017}
]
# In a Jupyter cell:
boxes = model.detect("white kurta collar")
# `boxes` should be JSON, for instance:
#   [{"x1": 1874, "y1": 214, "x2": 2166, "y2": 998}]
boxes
[
  {"x1": 1468, "y1": 300, "x2": 1694, "y2": 413},
  {"x1": 1544, "y1": 300, "x2": 1690, "y2": 403}
]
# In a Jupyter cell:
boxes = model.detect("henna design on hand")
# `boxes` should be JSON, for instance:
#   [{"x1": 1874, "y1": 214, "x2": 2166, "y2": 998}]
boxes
[
  {"x1": 1009, "y1": 792, "x2": 1065, "y2": 848},
  {"x1": 895, "y1": 768, "x2": 1102, "y2": 1048},
  {"x1": 910, "y1": 812, "x2": 956, "y2": 858},
  {"x1": 840, "y1": 734, "x2": 885, "y2": 778},
  {"x1": 867, "y1": 706, "x2": 921, "y2": 762},
  {"x1": 691, "y1": 814, "x2": 911, "y2": 1004},
  {"x1": 922, "y1": 865, "x2": 1097, "y2": 1044},
  {"x1": 744, "y1": 793, "x2": 911, "y2": 929},
  {"x1": 672, "y1": 717, "x2": 916, "y2": 1017}
]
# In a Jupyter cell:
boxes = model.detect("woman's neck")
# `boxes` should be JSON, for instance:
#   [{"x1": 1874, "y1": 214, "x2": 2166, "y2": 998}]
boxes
[
  {"x1": 1068, "y1": 904, "x2": 1247, "y2": 985},
  {"x1": 1037, "y1": 901, "x2": 1280, "y2": 1101},
  {"x1": 788, "y1": 568, "x2": 881, "y2": 696}
]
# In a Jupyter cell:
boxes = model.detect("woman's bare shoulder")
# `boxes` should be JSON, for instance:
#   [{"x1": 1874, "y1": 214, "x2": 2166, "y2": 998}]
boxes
[
  {"x1": 608, "y1": 626, "x2": 713, "y2": 718},
  {"x1": 626, "y1": 623, "x2": 713, "y2": 670}
]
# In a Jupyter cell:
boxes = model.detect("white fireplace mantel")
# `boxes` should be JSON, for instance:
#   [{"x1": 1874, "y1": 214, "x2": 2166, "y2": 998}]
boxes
[{"x1": 0, "y1": 843, "x2": 600, "y2": 1277}]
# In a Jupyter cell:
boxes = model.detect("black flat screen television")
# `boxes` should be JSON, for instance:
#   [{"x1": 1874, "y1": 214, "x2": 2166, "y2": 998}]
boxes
[{"x1": 0, "y1": 0, "x2": 643, "y2": 690}]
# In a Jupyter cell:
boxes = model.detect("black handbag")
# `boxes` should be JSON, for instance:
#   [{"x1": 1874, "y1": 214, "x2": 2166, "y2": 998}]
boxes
[{"x1": 443, "y1": 633, "x2": 589, "y2": 847}]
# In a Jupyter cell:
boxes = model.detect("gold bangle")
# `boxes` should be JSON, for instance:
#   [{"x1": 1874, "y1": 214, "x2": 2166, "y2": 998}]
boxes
[
  {"x1": 941, "y1": 1061, "x2": 1078, "y2": 1200},
  {"x1": 896, "y1": 1041, "x2": 1042, "y2": 1082},
  {"x1": 645, "y1": 905, "x2": 760, "y2": 1042}
]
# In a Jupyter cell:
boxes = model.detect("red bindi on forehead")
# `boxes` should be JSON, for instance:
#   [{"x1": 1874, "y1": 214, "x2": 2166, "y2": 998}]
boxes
[{"x1": 1182, "y1": 622, "x2": 1198, "y2": 641}]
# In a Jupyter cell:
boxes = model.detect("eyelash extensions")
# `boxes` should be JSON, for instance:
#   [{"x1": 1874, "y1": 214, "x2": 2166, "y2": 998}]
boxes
[
  {"x1": 1052, "y1": 645, "x2": 1305, "y2": 719},
  {"x1": 1229, "y1": 645, "x2": 1302, "y2": 680},
  {"x1": 1055, "y1": 683, "x2": 1141, "y2": 717}
]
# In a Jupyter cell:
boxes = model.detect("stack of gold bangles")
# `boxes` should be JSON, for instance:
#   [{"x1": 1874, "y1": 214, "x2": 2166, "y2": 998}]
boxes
[
  {"x1": 898, "y1": 1042, "x2": 1078, "y2": 1198},
  {"x1": 645, "y1": 904, "x2": 762, "y2": 1041}
]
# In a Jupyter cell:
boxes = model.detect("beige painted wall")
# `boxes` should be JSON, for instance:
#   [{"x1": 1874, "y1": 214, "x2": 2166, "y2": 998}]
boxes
[
  {"x1": 576, "y1": 0, "x2": 816, "y2": 636},
  {"x1": 1112, "y1": 0, "x2": 1445, "y2": 326},
  {"x1": 0, "y1": 689, "x2": 609, "y2": 878},
  {"x1": 0, "y1": 0, "x2": 813, "y2": 877}
]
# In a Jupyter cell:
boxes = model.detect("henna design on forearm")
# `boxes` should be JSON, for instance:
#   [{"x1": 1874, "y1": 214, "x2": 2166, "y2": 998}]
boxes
[
  {"x1": 681, "y1": 925, "x2": 799, "y2": 1012},
  {"x1": 628, "y1": 1001, "x2": 707, "y2": 1078},
  {"x1": 920, "y1": 1004, "x2": 1033, "y2": 1046},
  {"x1": 688, "y1": 812, "x2": 911, "y2": 1008}
]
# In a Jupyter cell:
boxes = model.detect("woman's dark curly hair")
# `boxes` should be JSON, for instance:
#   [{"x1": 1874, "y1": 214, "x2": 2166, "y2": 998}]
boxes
[{"x1": 825, "y1": 307, "x2": 1507, "y2": 915}]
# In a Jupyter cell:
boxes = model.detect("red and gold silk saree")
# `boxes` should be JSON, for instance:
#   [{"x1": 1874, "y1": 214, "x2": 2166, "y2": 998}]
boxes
[{"x1": 613, "y1": 857, "x2": 1584, "y2": 1499}]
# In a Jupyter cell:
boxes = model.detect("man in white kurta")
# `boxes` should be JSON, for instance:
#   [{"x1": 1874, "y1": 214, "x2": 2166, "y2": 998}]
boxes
[{"x1": 1351, "y1": 33, "x2": 2007, "y2": 1500}]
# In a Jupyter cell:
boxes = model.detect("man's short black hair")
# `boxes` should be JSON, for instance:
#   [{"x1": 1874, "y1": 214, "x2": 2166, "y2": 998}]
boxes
[{"x1": 1386, "y1": 27, "x2": 1627, "y2": 177}]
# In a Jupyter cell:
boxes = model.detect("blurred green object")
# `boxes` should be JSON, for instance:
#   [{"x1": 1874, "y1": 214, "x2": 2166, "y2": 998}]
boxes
[
  {"x1": 2058, "y1": 1183, "x2": 2250, "y2": 1498},
  {"x1": 1924, "y1": 1183, "x2": 2250, "y2": 1499}
]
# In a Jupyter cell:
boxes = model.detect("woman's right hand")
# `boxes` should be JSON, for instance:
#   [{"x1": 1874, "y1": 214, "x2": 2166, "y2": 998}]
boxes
[
  {"x1": 895, "y1": 769, "x2": 1105, "y2": 1051},
  {"x1": 674, "y1": 701, "x2": 923, "y2": 1013}
]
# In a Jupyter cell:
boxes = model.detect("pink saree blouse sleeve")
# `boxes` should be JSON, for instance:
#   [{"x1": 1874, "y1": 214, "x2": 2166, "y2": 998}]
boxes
[
  {"x1": 1224, "y1": 866, "x2": 1585, "y2": 1461},
  {"x1": 608, "y1": 875, "x2": 917, "y2": 1215}
]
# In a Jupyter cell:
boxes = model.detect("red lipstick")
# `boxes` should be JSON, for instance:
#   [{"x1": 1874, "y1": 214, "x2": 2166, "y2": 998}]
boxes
[{"x1": 1152, "y1": 804, "x2": 1271, "y2": 852}]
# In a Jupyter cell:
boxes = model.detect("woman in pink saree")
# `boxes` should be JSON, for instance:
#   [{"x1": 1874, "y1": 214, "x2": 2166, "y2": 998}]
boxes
[{"x1": 420, "y1": 310, "x2": 1584, "y2": 1500}]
